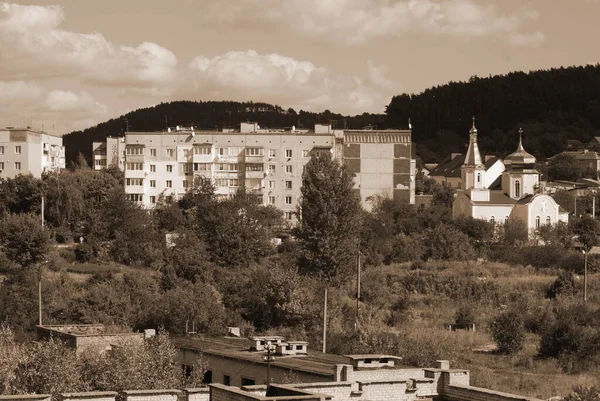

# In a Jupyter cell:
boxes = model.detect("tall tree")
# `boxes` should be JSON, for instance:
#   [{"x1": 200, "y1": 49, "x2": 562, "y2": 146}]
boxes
[{"x1": 294, "y1": 151, "x2": 362, "y2": 352}]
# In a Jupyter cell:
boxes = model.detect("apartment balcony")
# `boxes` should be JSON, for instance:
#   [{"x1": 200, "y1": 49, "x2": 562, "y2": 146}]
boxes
[
  {"x1": 124, "y1": 170, "x2": 146, "y2": 179},
  {"x1": 94, "y1": 154, "x2": 107, "y2": 160},
  {"x1": 125, "y1": 154, "x2": 145, "y2": 163},
  {"x1": 192, "y1": 154, "x2": 213, "y2": 163},
  {"x1": 214, "y1": 155, "x2": 242, "y2": 163},
  {"x1": 214, "y1": 171, "x2": 242, "y2": 180},
  {"x1": 244, "y1": 155, "x2": 265, "y2": 163},
  {"x1": 193, "y1": 170, "x2": 212, "y2": 178},
  {"x1": 244, "y1": 170, "x2": 265, "y2": 180}
]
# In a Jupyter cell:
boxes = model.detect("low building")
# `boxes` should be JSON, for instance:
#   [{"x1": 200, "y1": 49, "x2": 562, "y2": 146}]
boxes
[
  {"x1": 0, "y1": 127, "x2": 65, "y2": 178},
  {"x1": 35, "y1": 324, "x2": 146, "y2": 355},
  {"x1": 172, "y1": 336, "x2": 543, "y2": 401}
]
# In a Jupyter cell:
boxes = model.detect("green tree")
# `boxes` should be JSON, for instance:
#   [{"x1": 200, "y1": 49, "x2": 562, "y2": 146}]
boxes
[
  {"x1": 425, "y1": 223, "x2": 476, "y2": 261},
  {"x1": 0, "y1": 213, "x2": 51, "y2": 268},
  {"x1": 295, "y1": 151, "x2": 362, "y2": 352},
  {"x1": 573, "y1": 215, "x2": 600, "y2": 251},
  {"x1": 547, "y1": 153, "x2": 583, "y2": 181},
  {"x1": 491, "y1": 309, "x2": 525, "y2": 354}
]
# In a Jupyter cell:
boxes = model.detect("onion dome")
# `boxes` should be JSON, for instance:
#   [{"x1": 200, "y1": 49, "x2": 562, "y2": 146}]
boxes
[{"x1": 504, "y1": 128, "x2": 536, "y2": 166}]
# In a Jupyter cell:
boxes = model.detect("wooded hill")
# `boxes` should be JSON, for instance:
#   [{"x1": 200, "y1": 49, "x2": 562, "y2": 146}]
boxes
[
  {"x1": 64, "y1": 64, "x2": 600, "y2": 165},
  {"x1": 385, "y1": 64, "x2": 600, "y2": 162},
  {"x1": 62, "y1": 101, "x2": 385, "y2": 165}
]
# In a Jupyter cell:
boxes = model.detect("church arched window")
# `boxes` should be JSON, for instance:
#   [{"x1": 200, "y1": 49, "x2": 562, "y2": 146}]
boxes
[
  {"x1": 504, "y1": 216, "x2": 509, "y2": 225},
  {"x1": 490, "y1": 216, "x2": 495, "y2": 225},
  {"x1": 536, "y1": 216, "x2": 540, "y2": 229},
  {"x1": 546, "y1": 216, "x2": 551, "y2": 225},
  {"x1": 477, "y1": 173, "x2": 481, "y2": 184},
  {"x1": 515, "y1": 180, "x2": 521, "y2": 198}
]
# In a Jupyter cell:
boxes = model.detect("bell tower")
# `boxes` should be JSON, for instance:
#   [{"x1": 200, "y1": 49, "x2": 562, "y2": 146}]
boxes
[{"x1": 461, "y1": 117, "x2": 486, "y2": 190}]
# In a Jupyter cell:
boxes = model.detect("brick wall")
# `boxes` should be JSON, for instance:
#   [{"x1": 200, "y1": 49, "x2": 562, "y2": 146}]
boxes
[
  {"x1": 59, "y1": 392, "x2": 118, "y2": 401},
  {"x1": 0, "y1": 395, "x2": 52, "y2": 401},
  {"x1": 121, "y1": 389, "x2": 180, "y2": 401},
  {"x1": 185, "y1": 388, "x2": 210, "y2": 401}
]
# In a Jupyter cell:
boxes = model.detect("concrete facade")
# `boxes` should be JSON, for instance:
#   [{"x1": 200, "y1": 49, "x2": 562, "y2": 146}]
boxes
[
  {"x1": 93, "y1": 124, "x2": 416, "y2": 221},
  {"x1": 0, "y1": 127, "x2": 65, "y2": 178}
]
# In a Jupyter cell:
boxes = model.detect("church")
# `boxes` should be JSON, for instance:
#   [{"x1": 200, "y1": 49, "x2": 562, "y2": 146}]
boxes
[{"x1": 453, "y1": 121, "x2": 569, "y2": 233}]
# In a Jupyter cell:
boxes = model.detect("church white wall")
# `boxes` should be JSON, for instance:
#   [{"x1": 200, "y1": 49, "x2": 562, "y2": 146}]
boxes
[
  {"x1": 484, "y1": 160, "x2": 504, "y2": 188},
  {"x1": 472, "y1": 205, "x2": 513, "y2": 224}
]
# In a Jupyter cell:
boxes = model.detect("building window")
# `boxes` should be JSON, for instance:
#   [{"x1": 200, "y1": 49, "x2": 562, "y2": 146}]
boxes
[
  {"x1": 150, "y1": 180, "x2": 156, "y2": 188},
  {"x1": 126, "y1": 194, "x2": 143, "y2": 202},
  {"x1": 166, "y1": 180, "x2": 172, "y2": 188},
  {"x1": 215, "y1": 178, "x2": 228, "y2": 187},
  {"x1": 477, "y1": 173, "x2": 481, "y2": 183},
  {"x1": 268, "y1": 196, "x2": 276, "y2": 205},
  {"x1": 246, "y1": 147, "x2": 264, "y2": 156},
  {"x1": 183, "y1": 149, "x2": 190, "y2": 158},
  {"x1": 268, "y1": 149, "x2": 276, "y2": 158},
  {"x1": 166, "y1": 149, "x2": 175, "y2": 157},
  {"x1": 194, "y1": 146, "x2": 211, "y2": 155},
  {"x1": 285, "y1": 181, "x2": 292, "y2": 190},
  {"x1": 167, "y1": 165, "x2": 173, "y2": 173},
  {"x1": 285, "y1": 196, "x2": 292, "y2": 205},
  {"x1": 241, "y1": 378, "x2": 255, "y2": 386},
  {"x1": 194, "y1": 163, "x2": 210, "y2": 171},
  {"x1": 490, "y1": 216, "x2": 495, "y2": 225},
  {"x1": 285, "y1": 212, "x2": 293, "y2": 220},
  {"x1": 246, "y1": 164, "x2": 263, "y2": 171},
  {"x1": 0, "y1": 146, "x2": 4, "y2": 154},
  {"x1": 286, "y1": 149, "x2": 292, "y2": 158},
  {"x1": 285, "y1": 165, "x2": 293, "y2": 174},
  {"x1": 268, "y1": 165, "x2": 276, "y2": 174},
  {"x1": 536, "y1": 216, "x2": 540, "y2": 229},
  {"x1": 14, "y1": 162, "x2": 21, "y2": 171},
  {"x1": 150, "y1": 196, "x2": 156, "y2": 204},
  {"x1": 229, "y1": 179, "x2": 240, "y2": 187},
  {"x1": 505, "y1": 216, "x2": 509, "y2": 225},
  {"x1": 150, "y1": 148, "x2": 156, "y2": 156},
  {"x1": 150, "y1": 164, "x2": 156, "y2": 172},
  {"x1": 15, "y1": 145, "x2": 21, "y2": 154},
  {"x1": 126, "y1": 146, "x2": 144, "y2": 155},
  {"x1": 302, "y1": 149, "x2": 309, "y2": 158},
  {"x1": 0, "y1": 162, "x2": 4, "y2": 170},
  {"x1": 268, "y1": 180, "x2": 275, "y2": 189},
  {"x1": 182, "y1": 163, "x2": 191, "y2": 173},
  {"x1": 223, "y1": 375, "x2": 231, "y2": 386},
  {"x1": 126, "y1": 163, "x2": 143, "y2": 170},
  {"x1": 515, "y1": 180, "x2": 521, "y2": 198},
  {"x1": 126, "y1": 178, "x2": 143, "y2": 186},
  {"x1": 95, "y1": 159, "x2": 106, "y2": 167},
  {"x1": 217, "y1": 148, "x2": 228, "y2": 156},
  {"x1": 546, "y1": 216, "x2": 551, "y2": 225},
  {"x1": 183, "y1": 180, "x2": 189, "y2": 188}
]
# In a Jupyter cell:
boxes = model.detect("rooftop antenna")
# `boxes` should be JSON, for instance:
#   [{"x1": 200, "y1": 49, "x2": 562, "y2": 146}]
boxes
[
  {"x1": 124, "y1": 118, "x2": 129, "y2": 132},
  {"x1": 165, "y1": 115, "x2": 168, "y2": 131}
]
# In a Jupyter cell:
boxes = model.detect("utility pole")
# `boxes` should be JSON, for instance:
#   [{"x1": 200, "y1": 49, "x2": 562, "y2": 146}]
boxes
[
  {"x1": 322, "y1": 286, "x2": 328, "y2": 353},
  {"x1": 356, "y1": 251, "x2": 361, "y2": 327},
  {"x1": 41, "y1": 195, "x2": 45, "y2": 228},
  {"x1": 584, "y1": 249, "x2": 588, "y2": 303}
]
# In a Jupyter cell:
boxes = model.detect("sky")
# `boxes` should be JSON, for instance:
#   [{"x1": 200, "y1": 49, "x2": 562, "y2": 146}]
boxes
[{"x1": 1, "y1": 0, "x2": 599, "y2": 135}]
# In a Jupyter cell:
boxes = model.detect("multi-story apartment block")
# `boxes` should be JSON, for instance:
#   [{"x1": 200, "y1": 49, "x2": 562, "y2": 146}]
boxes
[
  {"x1": 93, "y1": 124, "x2": 415, "y2": 221},
  {"x1": 0, "y1": 127, "x2": 65, "y2": 178}
]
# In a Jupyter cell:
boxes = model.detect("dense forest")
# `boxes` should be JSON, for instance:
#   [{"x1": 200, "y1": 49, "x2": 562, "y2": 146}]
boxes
[
  {"x1": 62, "y1": 101, "x2": 385, "y2": 165},
  {"x1": 64, "y1": 64, "x2": 600, "y2": 165},
  {"x1": 386, "y1": 64, "x2": 600, "y2": 162}
]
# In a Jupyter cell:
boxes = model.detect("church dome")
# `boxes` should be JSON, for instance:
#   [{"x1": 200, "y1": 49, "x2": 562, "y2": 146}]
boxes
[{"x1": 504, "y1": 128, "x2": 536, "y2": 165}]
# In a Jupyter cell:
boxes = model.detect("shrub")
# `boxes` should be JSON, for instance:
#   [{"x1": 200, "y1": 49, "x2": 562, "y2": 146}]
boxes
[
  {"x1": 546, "y1": 270, "x2": 576, "y2": 298},
  {"x1": 491, "y1": 310, "x2": 524, "y2": 354},
  {"x1": 455, "y1": 304, "x2": 476, "y2": 327},
  {"x1": 564, "y1": 386, "x2": 600, "y2": 401}
]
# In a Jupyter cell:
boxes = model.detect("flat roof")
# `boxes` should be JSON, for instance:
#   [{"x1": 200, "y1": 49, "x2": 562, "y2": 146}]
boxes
[{"x1": 175, "y1": 337, "x2": 353, "y2": 377}]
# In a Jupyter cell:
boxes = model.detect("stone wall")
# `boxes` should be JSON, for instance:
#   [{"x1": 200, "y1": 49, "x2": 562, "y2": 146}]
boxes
[{"x1": 443, "y1": 385, "x2": 542, "y2": 401}]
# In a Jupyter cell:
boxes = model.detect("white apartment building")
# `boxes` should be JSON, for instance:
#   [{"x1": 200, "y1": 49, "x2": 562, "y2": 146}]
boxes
[
  {"x1": 0, "y1": 127, "x2": 65, "y2": 178},
  {"x1": 93, "y1": 124, "x2": 415, "y2": 221}
]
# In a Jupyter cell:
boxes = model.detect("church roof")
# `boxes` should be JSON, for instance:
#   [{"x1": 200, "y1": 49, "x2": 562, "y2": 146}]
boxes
[
  {"x1": 429, "y1": 154, "x2": 464, "y2": 178},
  {"x1": 464, "y1": 119, "x2": 484, "y2": 167},
  {"x1": 465, "y1": 190, "x2": 516, "y2": 205},
  {"x1": 504, "y1": 129, "x2": 536, "y2": 165}
]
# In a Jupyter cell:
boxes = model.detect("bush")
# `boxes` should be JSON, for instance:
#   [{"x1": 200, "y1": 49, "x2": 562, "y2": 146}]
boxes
[
  {"x1": 491, "y1": 310, "x2": 524, "y2": 354},
  {"x1": 546, "y1": 270, "x2": 576, "y2": 298},
  {"x1": 455, "y1": 304, "x2": 476, "y2": 326},
  {"x1": 564, "y1": 386, "x2": 600, "y2": 401}
]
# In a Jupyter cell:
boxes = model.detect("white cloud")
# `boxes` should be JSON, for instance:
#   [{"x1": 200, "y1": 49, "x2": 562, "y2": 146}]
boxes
[
  {"x1": 46, "y1": 90, "x2": 107, "y2": 113},
  {"x1": 198, "y1": 0, "x2": 544, "y2": 47},
  {"x1": 0, "y1": 3, "x2": 178, "y2": 86},
  {"x1": 185, "y1": 50, "x2": 394, "y2": 114},
  {"x1": 0, "y1": 80, "x2": 44, "y2": 105}
]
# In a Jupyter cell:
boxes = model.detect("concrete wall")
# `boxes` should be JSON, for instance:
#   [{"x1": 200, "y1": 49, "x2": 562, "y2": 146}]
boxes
[
  {"x1": 443, "y1": 385, "x2": 541, "y2": 401},
  {"x1": 121, "y1": 389, "x2": 180, "y2": 401}
]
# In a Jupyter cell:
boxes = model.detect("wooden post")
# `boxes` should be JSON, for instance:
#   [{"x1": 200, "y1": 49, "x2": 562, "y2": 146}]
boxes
[
  {"x1": 356, "y1": 252, "x2": 361, "y2": 326},
  {"x1": 584, "y1": 250, "x2": 588, "y2": 303},
  {"x1": 322, "y1": 286, "x2": 328, "y2": 353}
]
